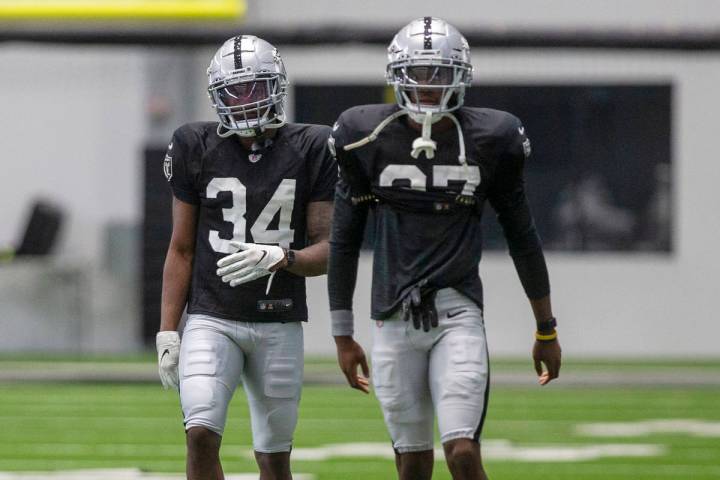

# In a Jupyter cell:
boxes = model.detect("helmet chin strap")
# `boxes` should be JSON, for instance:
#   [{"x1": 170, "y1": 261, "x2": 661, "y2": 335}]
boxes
[
  {"x1": 216, "y1": 118, "x2": 286, "y2": 139},
  {"x1": 344, "y1": 109, "x2": 467, "y2": 166},
  {"x1": 216, "y1": 104, "x2": 287, "y2": 138},
  {"x1": 216, "y1": 124, "x2": 256, "y2": 138}
]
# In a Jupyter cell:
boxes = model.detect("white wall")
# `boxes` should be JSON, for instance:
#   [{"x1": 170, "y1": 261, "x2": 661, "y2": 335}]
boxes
[
  {"x1": 0, "y1": 45, "x2": 147, "y2": 260},
  {"x1": 0, "y1": 45, "x2": 147, "y2": 352}
]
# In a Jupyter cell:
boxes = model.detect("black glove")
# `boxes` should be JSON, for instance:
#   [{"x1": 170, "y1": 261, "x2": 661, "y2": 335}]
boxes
[{"x1": 401, "y1": 284, "x2": 439, "y2": 332}]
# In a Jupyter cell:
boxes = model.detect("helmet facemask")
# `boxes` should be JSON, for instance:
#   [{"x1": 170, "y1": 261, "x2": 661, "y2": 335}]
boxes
[
  {"x1": 387, "y1": 58, "x2": 472, "y2": 122},
  {"x1": 208, "y1": 70, "x2": 288, "y2": 137}
]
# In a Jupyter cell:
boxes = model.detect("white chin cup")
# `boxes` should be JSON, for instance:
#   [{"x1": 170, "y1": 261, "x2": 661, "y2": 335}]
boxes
[
  {"x1": 235, "y1": 127, "x2": 261, "y2": 137},
  {"x1": 217, "y1": 113, "x2": 286, "y2": 138},
  {"x1": 233, "y1": 117, "x2": 285, "y2": 138},
  {"x1": 408, "y1": 110, "x2": 444, "y2": 125}
]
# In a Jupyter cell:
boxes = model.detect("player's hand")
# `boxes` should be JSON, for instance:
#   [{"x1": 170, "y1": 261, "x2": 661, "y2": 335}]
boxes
[
  {"x1": 334, "y1": 336, "x2": 370, "y2": 394},
  {"x1": 216, "y1": 241, "x2": 285, "y2": 287},
  {"x1": 533, "y1": 338, "x2": 561, "y2": 386},
  {"x1": 156, "y1": 331, "x2": 181, "y2": 390}
]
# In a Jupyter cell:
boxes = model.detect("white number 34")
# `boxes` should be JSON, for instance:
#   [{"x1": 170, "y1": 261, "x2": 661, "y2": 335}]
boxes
[{"x1": 206, "y1": 178, "x2": 296, "y2": 254}]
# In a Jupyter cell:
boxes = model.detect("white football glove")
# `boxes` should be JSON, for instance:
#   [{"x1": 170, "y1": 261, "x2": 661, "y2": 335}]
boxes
[
  {"x1": 156, "y1": 331, "x2": 180, "y2": 390},
  {"x1": 216, "y1": 241, "x2": 285, "y2": 290}
]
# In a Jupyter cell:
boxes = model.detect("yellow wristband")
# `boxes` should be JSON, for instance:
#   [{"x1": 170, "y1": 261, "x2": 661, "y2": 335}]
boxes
[{"x1": 535, "y1": 330, "x2": 558, "y2": 342}]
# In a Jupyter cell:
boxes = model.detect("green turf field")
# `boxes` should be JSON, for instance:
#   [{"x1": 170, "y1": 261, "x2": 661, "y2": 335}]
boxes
[{"x1": 1, "y1": 378, "x2": 719, "y2": 479}]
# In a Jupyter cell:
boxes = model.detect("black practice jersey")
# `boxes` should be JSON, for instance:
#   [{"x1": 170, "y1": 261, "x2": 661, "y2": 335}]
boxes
[
  {"x1": 328, "y1": 104, "x2": 546, "y2": 320},
  {"x1": 165, "y1": 121, "x2": 337, "y2": 322}
]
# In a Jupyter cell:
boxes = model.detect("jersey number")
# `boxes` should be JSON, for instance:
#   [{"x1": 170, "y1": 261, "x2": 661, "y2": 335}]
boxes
[
  {"x1": 206, "y1": 178, "x2": 296, "y2": 254},
  {"x1": 379, "y1": 165, "x2": 481, "y2": 195}
]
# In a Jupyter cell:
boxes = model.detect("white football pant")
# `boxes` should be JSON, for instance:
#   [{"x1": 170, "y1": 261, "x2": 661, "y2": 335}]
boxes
[
  {"x1": 371, "y1": 288, "x2": 489, "y2": 453},
  {"x1": 179, "y1": 314, "x2": 303, "y2": 453}
]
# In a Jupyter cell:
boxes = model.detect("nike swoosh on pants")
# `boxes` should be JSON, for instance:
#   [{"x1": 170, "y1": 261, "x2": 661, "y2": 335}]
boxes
[{"x1": 447, "y1": 309, "x2": 467, "y2": 319}]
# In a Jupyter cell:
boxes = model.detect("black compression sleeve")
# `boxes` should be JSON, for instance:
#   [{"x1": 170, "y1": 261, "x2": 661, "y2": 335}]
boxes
[
  {"x1": 511, "y1": 249, "x2": 550, "y2": 299},
  {"x1": 327, "y1": 179, "x2": 369, "y2": 312},
  {"x1": 328, "y1": 251, "x2": 360, "y2": 311},
  {"x1": 490, "y1": 115, "x2": 550, "y2": 300}
]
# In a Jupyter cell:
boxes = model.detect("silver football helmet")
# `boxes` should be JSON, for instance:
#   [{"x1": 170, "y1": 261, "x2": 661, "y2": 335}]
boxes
[
  {"x1": 207, "y1": 35, "x2": 289, "y2": 137},
  {"x1": 386, "y1": 17, "x2": 472, "y2": 121}
]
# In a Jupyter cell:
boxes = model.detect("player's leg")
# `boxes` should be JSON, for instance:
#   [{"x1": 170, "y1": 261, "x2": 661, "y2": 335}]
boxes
[
  {"x1": 442, "y1": 439, "x2": 488, "y2": 480},
  {"x1": 394, "y1": 450, "x2": 434, "y2": 480},
  {"x1": 429, "y1": 289, "x2": 490, "y2": 480},
  {"x1": 372, "y1": 319, "x2": 435, "y2": 480},
  {"x1": 242, "y1": 321, "x2": 304, "y2": 480},
  {"x1": 179, "y1": 315, "x2": 244, "y2": 480},
  {"x1": 185, "y1": 427, "x2": 224, "y2": 480}
]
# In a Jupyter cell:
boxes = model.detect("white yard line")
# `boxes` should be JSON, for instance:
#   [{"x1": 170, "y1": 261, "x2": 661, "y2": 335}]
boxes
[
  {"x1": 577, "y1": 419, "x2": 720, "y2": 437},
  {"x1": 522, "y1": 463, "x2": 720, "y2": 477},
  {"x1": 254, "y1": 440, "x2": 665, "y2": 462}
]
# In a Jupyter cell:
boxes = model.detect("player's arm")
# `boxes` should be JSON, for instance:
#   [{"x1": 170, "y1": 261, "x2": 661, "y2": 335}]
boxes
[
  {"x1": 156, "y1": 128, "x2": 200, "y2": 390},
  {"x1": 160, "y1": 197, "x2": 198, "y2": 332},
  {"x1": 488, "y1": 118, "x2": 561, "y2": 385},
  {"x1": 156, "y1": 197, "x2": 198, "y2": 390},
  {"x1": 329, "y1": 178, "x2": 371, "y2": 393},
  {"x1": 327, "y1": 117, "x2": 372, "y2": 393},
  {"x1": 270, "y1": 200, "x2": 333, "y2": 276}
]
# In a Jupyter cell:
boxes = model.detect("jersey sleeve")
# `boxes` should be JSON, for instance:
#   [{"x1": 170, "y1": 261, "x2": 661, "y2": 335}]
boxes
[
  {"x1": 165, "y1": 126, "x2": 200, "y2": 205},
  {"x1": 327, "y1": 112, "x2": 372, "y2": 333},
  {"x1": 488, "y1": 115, "x2": 550, "y2": 299},
  {"x1": 328, "y1": 113, "x2": 373, "y2": 202}
]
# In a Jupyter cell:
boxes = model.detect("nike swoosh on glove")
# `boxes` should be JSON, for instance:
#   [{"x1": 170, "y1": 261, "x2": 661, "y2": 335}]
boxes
[
  {"x1": 156, "y1": 331, "x2": 180, "y2": 390},
  {"x1": 216, "y1": 241, "x2": 285, "y2": 288}
]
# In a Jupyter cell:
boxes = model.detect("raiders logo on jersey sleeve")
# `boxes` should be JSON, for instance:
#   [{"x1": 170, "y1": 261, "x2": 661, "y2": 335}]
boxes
[{"x1": 163, "y1": 142, "x2": 174, "y2": 181}]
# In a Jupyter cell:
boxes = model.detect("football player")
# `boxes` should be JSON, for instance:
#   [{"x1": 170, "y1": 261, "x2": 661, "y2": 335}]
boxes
[
  {"x1": 328, "y1": 18, "x2": 562, "y2": 480},
  {"x1": 156, "y1": 35, "x2": 337, "y2": 480}
]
